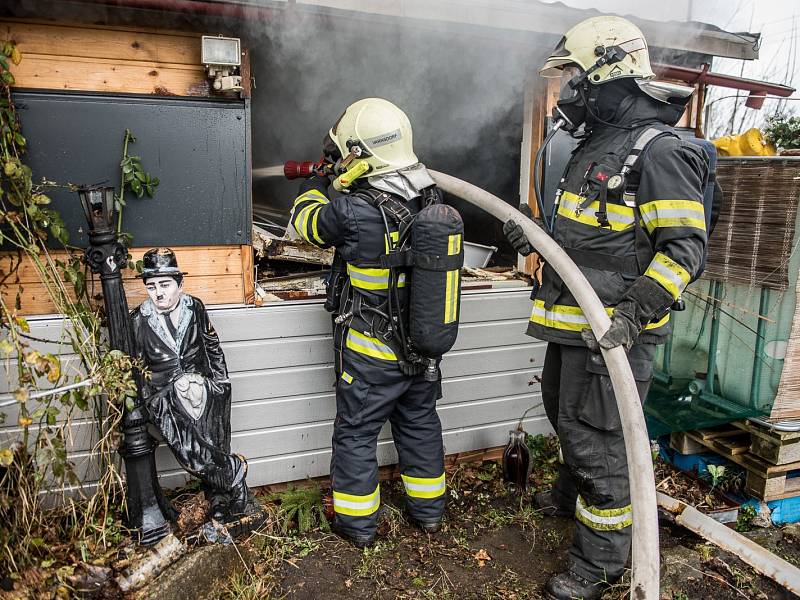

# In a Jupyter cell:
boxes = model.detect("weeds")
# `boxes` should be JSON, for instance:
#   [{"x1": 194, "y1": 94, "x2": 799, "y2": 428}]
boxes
[
  {"x1": 0, "y1": 41, "x2": 163, "y2": 586},
  {"x1": 222, "y1": 570, "x2": 275, "y2": 600},
  {"x1": 736, "y1": 504, "x2": 758, "y2": 532},
  {"x1": 525, "y1": 434, "x2": 560, "y2": 491},
  {"x1": 269, "y1": 484, "x2": 330, "y2": 534}
]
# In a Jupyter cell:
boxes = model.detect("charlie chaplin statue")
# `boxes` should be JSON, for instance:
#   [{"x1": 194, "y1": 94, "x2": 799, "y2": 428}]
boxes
[{"x1": 131, "y1": 248, "x2": 260, "y2": 525}]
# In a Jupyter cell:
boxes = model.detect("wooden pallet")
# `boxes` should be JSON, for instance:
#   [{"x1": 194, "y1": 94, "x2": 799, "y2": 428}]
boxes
[
  {"x1": 732, "y1": 420, "x2": 800, "y2": 466},
  {"x1": 671, "y1": 426, "x2": 800, "y2": 501}
]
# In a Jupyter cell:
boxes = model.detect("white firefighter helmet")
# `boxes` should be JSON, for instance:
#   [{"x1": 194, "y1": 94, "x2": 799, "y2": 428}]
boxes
[
  {"x1": 540, "y1": 15, "x2": 655, "y2": 84},
  {"x1": 329, "y1": 98, "x2": 418, "y2": 179}
]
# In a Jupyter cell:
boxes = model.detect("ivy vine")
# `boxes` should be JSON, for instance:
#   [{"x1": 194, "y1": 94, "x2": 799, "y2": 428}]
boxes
[{"x1": 0, "y1": 39, "x2": 140, "y2": 581}]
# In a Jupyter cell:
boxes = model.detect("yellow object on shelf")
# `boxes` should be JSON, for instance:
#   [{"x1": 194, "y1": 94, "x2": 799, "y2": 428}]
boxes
[{"x1": 712, "y1": 128, "x2": 777, "y2": 157}]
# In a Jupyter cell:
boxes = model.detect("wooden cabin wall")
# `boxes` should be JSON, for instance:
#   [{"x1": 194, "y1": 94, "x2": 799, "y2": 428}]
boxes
[
  {"x1": 1, "y1": 246, "x2": 253, "y2": 316},
  {"x1": 2, "y1": 18, "x2": 210, "y2": 96},
  {"x1": 0, "y1": 18, "x2": 254, "y2": 314}
]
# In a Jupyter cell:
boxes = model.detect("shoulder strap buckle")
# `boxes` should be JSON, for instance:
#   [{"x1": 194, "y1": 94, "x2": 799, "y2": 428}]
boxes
[{"x1": 359, "y1": 189, "x2": 412, "y2": 224}]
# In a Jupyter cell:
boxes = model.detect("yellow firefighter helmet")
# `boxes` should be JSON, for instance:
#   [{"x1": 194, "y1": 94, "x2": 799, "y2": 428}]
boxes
[
  {"x1": 540, "y1": 15, "x2": 655, "y2": 84},
  {"x1": 329, "y1": 98, "x2": 418, "y2": 179}
]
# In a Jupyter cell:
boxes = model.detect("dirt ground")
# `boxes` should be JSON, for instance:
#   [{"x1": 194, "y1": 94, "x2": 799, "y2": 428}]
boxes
[
  {"x1": 215, "y1": 437, "x2": 800, "y2": 600},
  {"x1": 5, "y1": 434, "x2": 796, "y2": 599}
]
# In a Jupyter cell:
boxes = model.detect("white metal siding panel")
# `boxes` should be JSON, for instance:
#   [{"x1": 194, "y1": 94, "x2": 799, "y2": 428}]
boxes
[{"x1": 1, "y1": 288, "x2": 551, "y2": 490}]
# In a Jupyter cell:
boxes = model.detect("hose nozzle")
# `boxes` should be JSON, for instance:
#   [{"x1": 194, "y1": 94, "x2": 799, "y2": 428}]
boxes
[{"x1": 283, "y1": 160, "x2": 316, "y2": 180}]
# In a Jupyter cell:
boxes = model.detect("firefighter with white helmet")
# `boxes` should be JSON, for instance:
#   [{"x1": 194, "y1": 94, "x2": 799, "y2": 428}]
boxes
[
  {"x1": 504, "y1": 16, "x2": 708, "y2": 599},
  {"x1": 289, "y1": 98, "x2": 464, "y2": 547}
]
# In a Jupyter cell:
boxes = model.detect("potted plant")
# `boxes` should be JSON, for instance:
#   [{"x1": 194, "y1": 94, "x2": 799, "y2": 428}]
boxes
[{"x1": 764, "y1": 113, "x2": 800, "y2": 155}]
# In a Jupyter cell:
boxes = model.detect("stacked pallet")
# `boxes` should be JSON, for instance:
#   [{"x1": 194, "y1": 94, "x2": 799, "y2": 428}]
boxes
[{"x1": 670, "y1": 421, "x2": 800, "y2": 501}]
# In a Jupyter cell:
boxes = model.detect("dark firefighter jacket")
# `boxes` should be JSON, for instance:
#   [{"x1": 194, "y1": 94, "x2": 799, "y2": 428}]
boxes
[
  {"x1": 290, "y1": 176, "x2": 443, "y2": 382},
  {"x1": 528, "y1": 95, "x2": 709, "y2": 346}
]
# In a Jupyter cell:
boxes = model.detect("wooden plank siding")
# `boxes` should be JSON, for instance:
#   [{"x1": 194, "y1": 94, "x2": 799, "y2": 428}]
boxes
[
  {"x1": 1, "y1": 19, "x2": 212, "y2": 97},
  {"x1": 0, "y1": 289, "x2": 552, "y2": 491},
  {"x1": 0, "y1": 245, "x2": 251, "y2": 315}
]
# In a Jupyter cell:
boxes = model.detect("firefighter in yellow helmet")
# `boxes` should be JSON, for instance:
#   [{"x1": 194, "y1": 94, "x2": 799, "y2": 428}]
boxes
[
  {"x1": 289, "y1": 98, "x2": 464, "y2": 547},
  {"x1": 504, "y1": 16, "x2": 708, "y2": 600}
]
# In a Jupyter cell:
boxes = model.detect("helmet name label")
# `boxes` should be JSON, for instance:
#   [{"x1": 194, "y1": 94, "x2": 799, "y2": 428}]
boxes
[{"x1": 364, "y1": 129, "x2": 402, "y2": 148}]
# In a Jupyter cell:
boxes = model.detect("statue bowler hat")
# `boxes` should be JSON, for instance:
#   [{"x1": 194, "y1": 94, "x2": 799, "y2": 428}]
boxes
[{"x1": 139, "y1": 248, "x2": 188, "y2": 280}]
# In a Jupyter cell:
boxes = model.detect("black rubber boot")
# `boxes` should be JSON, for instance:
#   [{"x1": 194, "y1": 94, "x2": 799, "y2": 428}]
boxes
[
  {"x1": 544, "y1": 570, "x2": 607, "y2": 600},
  {"x1": 332, "y1": 522, "x2": 375, "y2": 549},
  {"x1": 534, "y1": 490, "x2": 573, "y2": 518},
  {"x1": 412, "y1": 518, "x2": 441, "y2": 534}
]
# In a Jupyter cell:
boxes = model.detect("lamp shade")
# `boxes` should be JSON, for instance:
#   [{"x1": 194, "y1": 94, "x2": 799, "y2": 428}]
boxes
[{"x1": 77, "y1": 186, "x2": 115, "y2": 233}]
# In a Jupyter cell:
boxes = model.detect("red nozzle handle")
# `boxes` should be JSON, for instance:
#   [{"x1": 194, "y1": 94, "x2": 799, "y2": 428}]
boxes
[{"x1": 284, "y1": 160, "x2": 316, "y2": 180}]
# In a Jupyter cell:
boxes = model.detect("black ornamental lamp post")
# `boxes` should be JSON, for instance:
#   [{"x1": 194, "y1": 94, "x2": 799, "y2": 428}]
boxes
[{"x1": 78, "y1": 186, "x2": 173, "y2": 545}]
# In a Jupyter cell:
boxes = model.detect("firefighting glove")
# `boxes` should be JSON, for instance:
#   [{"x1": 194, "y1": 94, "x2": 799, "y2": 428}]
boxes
[
  {"x1": 582, "y1": 276, "x2": 674, "y2": 352},
  {"x1": 298, "y1": 173, "x2": 330, "y2": 196},
  {"x1": 503, "y1": 204, "x2": 538, "y2": 256},
  {"x1": 581, "y1": 302, "x2": 640, "y2": 352}
]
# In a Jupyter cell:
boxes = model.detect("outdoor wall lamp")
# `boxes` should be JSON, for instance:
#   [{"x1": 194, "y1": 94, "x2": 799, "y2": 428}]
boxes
[
  {"x1": 201, "y1": 35, "x2": 243, "y2": 92},
  {"x1": 77, "y1": 185, "x2": 115, "y2": 234},
  {"x1": 77, "y1": 185, "x2": 174, "y2": 546}
]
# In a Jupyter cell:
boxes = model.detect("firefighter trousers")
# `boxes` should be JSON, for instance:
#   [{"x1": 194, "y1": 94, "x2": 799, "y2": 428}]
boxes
[
  {"x1": 540, "y1": 341, "x2": 655, "y2": 583},
  {"x1": 330, "y1": 352, "x2": 446, "y2": 539}
]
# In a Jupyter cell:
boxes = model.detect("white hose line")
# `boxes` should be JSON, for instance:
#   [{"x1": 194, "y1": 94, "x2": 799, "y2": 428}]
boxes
[
  {"x1": 658, "y1": 492, "x2": 800, "y2": 595},
  {"x1": 263, "y1": 164, "x2": 660, "y2": 598},
  {"x1": 428, "y1": 170, "x2": 660, "y2": 599}
]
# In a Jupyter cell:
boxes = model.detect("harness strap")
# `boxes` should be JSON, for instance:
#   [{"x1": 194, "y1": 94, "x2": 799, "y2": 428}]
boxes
[
  {"x1": 380, "y1": 250, "x2": 415, "y2": 268},
  {"x1": 357, "y1": 189, "x2": 412, "y2": 225},
  {"x1": 621, "y1": 126, "x2": 669, "y2": 173},
  {"x1": 596, "y1": 181, "x2": 610, "y2": 228},
  {"x1": 380, "y1": 248, "x2": 462, "y2": 272},
  {"x1": 564, "y1": 247, "x2": 639, "y2": 275},
  {"x1": 623, "y1": 126, "x2": 679, "y2": 272}
]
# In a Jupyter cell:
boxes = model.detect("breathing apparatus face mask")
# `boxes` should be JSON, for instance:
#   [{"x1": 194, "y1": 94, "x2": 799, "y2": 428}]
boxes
[
  {"x1": 322, "y1": 132, "x2": 342, "y2": 163},
  {"x1": 553, "y1": 65, "x2": 589, "y2": 134}
]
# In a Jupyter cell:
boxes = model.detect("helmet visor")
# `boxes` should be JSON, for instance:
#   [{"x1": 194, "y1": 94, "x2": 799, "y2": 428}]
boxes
[{"x1": 558, "y1": 66, "x2": 583, "y2": 102}]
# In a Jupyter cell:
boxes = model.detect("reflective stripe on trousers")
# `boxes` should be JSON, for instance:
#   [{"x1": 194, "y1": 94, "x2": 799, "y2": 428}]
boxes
[
  {"x1": 332, "y1": 485, "x2": 381, "y2": 517},
  {"x1": 575, "y1": 495, "x2": 632, "y2": 531},
  {"x1": 401, "y1": 473, "x2": 446, "y2": 499}
]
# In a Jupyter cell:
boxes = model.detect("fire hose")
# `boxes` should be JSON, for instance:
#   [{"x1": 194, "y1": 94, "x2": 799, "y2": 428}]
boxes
[
  {"x1": 428, "y1": 170, "x2": 659, "y2": 599},
  {"x1": 268, "y1": 164, "x2": 660, "y2": 598}
]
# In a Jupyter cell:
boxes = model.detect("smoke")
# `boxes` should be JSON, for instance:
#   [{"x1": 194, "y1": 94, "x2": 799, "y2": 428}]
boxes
[{"x1": 244, "y1": 6, "x2": 550, "y2": 259}]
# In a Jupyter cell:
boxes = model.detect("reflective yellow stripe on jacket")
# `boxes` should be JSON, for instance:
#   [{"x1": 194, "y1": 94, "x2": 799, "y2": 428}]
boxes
[
  {"x1": 530, "y1": 299, "x2": 669, "y2": 332},
  {"x1": 401, "y1": 473, "x2": 446, "y2": 499},
  {"x1": 332, "y1": 485, "x2": 380, "y2": 517},
  {"x1": 347, "y1": 264, "x2": 406, "y2": 290},
  {"x1": 345, "y1": 328, "x2": 397, "y2": 361},
  {"x1": 645, "y1": 252, "x2": 690, "y2": 300},
  {"x1": 575, "y1": 495, "x2": 632, "y2": 531},
  {"x1": 558, "y1": 191, "x2": 636, "y2": 232},
  {"x1": 638, "y1": 199, "x2": 706, "y2": 234},
  {"x1": 291, "y1": 189, "x2": 329, "y2": 245}
]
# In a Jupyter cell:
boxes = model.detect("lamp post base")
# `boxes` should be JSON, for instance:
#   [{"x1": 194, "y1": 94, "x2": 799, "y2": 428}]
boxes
[{"x1": 121, "y1": 422, "x2": 175, "y2": 546}]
